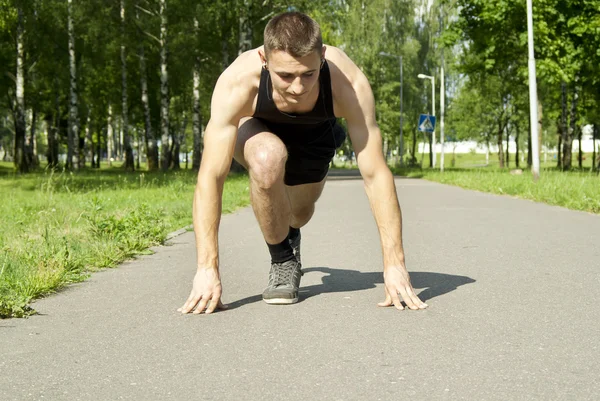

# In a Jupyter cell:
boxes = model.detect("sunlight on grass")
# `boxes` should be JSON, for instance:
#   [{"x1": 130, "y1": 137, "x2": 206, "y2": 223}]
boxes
[{"x1": 0, "y1": 168, "x2": 250, "y2": 318}]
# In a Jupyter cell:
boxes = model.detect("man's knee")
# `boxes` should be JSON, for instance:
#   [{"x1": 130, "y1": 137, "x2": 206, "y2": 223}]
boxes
[{"x1": 246, "y1": 140, "x2": 287, "y2": 189}]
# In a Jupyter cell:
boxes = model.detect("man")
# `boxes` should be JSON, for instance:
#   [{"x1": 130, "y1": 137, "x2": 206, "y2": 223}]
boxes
[{"x1": 178, "y1": 11, "x2": 427, "y2": 314}]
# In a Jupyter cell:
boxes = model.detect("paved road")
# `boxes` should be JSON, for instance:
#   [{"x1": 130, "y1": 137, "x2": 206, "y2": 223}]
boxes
[{"x1": 2, "y1": 172, "x2": 600, "y2": 400}]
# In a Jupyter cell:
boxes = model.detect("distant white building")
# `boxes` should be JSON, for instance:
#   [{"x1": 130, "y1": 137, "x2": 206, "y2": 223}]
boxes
[{"x1": 418, "y1": 125, "x2": 598, "y2": 154}]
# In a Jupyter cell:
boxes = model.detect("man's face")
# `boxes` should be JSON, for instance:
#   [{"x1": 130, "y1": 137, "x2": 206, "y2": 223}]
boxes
[{"x1": 264, "y1": 49, "x2": 324, "y2": 104}]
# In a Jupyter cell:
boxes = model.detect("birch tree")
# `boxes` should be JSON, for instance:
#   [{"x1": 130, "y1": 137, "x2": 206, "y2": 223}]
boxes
[
  {"x1": 137, "y1": 6, "x2": 158, "y2": 170},
  {"x1": 192, "y1": 15, "x2": 202, "y2": 170},
  {"x1": 121, "y1": 0, "x2": 134, "y2": 170},
  {"x1": 159, "y1": 0, "x2": 170, "y2": 170},
  {"x1": 67, "y1": 0, "x2": 79, "y2": 170},
  {"x1": 13, "y1": 3, "x2": 27, "y2": 172}
]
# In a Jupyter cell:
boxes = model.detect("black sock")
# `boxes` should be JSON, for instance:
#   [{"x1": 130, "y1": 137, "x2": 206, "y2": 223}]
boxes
[
  {"x1": 267, "y1": 235, "x2": 295, "y2": 263},
  {"x1": 288, "y1": 226, "x2": 300, "y2": 243}
]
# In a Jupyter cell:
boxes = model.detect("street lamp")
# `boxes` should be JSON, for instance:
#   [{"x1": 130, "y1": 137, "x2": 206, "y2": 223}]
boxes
[
  {"x1": 418, "y1": 73, "x2": 436, "y2": 168},
  {"x1": 379, "y1": 52, "x2": 404, "y2": 166}
]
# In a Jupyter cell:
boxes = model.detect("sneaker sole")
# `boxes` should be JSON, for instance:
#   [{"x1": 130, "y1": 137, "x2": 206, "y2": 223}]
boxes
[{"x1": 262, "y1": 297, "x2": 298, "y2": 305}]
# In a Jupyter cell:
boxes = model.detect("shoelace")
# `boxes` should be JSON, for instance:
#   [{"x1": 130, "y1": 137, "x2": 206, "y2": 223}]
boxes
[{"x1": 271, "y1": 260, "x2": 297, "y2": 287}]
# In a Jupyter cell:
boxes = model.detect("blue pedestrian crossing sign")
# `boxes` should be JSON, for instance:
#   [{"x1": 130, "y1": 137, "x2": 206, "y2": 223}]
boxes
[{"x1": 418, "y1": 114, "x2": 436, "y2": 133}]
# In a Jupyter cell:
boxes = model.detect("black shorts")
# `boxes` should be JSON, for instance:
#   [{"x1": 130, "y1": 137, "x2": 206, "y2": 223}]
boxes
[{"x1": 259, "y1": 120, "x2": 347, "y2": 186}]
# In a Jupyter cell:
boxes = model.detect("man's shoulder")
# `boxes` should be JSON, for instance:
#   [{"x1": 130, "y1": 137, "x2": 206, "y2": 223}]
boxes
[
  {"x1": 212, "y1": 47, "x2": 262, "y2": 116},
  {"x1": 325, "y1": 46, "x2": 369, "y2": 117},
  {"x1": 216, "y1": 48, "x2": 262, "y2": 97}
]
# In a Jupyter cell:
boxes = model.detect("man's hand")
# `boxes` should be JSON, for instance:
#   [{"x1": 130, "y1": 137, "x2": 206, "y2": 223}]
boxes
[
  {"x1": 178, "y1": 268, "x2": 227, "y2": 314},
  {"x1": 378, "y1": 265, "x2": 428, "y2": 310}
]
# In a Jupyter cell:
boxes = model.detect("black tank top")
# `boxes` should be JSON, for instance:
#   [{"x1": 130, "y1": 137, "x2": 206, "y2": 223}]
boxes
[{"x1": 253, "y1": 60, "x2": 337, "y2": 128}]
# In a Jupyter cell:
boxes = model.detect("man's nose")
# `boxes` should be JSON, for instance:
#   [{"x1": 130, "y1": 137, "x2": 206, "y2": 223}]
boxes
[{"x1": 290, "y1": 77, "x2": 305, "y2": 94}]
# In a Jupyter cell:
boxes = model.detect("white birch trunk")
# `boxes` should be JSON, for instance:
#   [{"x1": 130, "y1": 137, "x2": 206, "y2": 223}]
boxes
[
  {"x1": 119, "y1": 118, "x2": 124, "y2": 160},
  {"x1": 238, "y1": 0, "x2": 252, "y2": 55},
  {"x1": 84, "y1": 111, "x2": 92, "y2": 167},
  {"x1": 192, "y1": 17, "x2": 202, "y2": 170},
  {"x1": 159, "y1": 0, "x2": 170, "y2": 170},
  {"x1": 137, "y1": 12, "x2": 158, "y2": 171},
  {"x1": 121, "y1": 0, "x2": 134, "y2": 170},
  {"x1": 107, "y1": 104, "x2": 114, "y2": 166},
  {"x1": 14, "y1": 5, "x2": 28, "y2": 172},
  {"x1": 67, "y1": 0, "x2": 79, "y2": 170}
]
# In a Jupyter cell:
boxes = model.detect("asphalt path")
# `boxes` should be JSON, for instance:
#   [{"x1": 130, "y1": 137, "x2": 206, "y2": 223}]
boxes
[{"x1": 2, "y1": 170, "x2": 599, "y2": 400}]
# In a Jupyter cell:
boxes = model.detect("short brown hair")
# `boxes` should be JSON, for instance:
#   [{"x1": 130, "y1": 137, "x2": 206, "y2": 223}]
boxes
[{"x1": 263, "y1": 12, "x2": 323, "y2": 58}]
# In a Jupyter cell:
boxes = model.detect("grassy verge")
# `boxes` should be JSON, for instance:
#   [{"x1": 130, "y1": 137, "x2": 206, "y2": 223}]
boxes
[
  {"x1": 333, "y1": 152, "x2": 599, "y2": 214},
  {"x1": 0, "y1": 165, "x2": 250, "y2": 318},
  {"x1": 393, "y1": 167, "x2": 600, "y2": 214}
]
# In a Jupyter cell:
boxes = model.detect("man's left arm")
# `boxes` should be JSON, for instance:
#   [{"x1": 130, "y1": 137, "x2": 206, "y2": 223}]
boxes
[{"x1": 339, "y1": 67, "x2": 427, "y2": 311}]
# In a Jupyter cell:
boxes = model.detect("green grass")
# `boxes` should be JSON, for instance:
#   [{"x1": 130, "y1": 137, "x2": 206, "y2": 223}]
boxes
[
  {"x1": 0, "y1": 164, "x2": 250, "y2": 318},
  {"x1": 397, "y1": 168, "x2": 600, "y2": 214},
  {"x1": 334, "y1": 151, "x2": 599, "y2": 214}
]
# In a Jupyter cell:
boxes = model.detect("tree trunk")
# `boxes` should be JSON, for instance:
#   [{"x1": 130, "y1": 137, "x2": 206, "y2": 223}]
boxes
[
  {"x1": 537, "y1": 100, "x2": 543, "y2": 167},
  {"x1": 171, "y1": 116, "x2": 187, "y2": 170},
  {"x1": 138, "y1": 18, "x2": 158, "y2": 171},
  {"x1": 515, "y1": 122, "x2": 520, "y2": 169},
  {"x1": 497, "y1": 120, "x2": 505, "y2": 168},
  {"x1": 592, "y1": 124, "x2": 597, "y2": 172},
  {"x1": 505, "y1": 124, "x2": 510, "y2": 168},
  {"x1": 411, "y1": 130, "x2": 417, "y2": 166},
  {"x1": 192, "y1": 17, "x2": 202, "y2": 170},
  {"x1": 563, "y1": 80, "x2": 578, "y2": 170},
  {"x1": 121, "y1": 0, "x2": 134, "y2": 171},
  {"x1": 14, "y1": 5, "x2": 28, "y2": 173},
  {"x1": 83, "y1": 111, "x2": 92, "y2": 168},
  {"x1": 578, "y1": 124, "x2": 583, "y2": 168},
  {"x1": 595, "y1": 124, "x2": 600, "y2": 173},
  {"x1": 107, "y1": 104, "x2": 114, "y2": 166},
  {"x1": 94, "y1": 122, "x2": 100, "y2": 168},
  {"x1": 31, "y1": 110, "x2": 39, "y2": 166},
  {"x1": 136, "y1": 128, "x2": 141, "y2": 170},
  {"x1": 47, "y1": 88, "x2": 60, "y2": 168},
  {"x1": 159, "y1": 0, "x2": 170, "y2": 170},
  {"x1": 556, "y1": 115, "x2": 562, "y2": 168},
  {"x1": 67, "y1": 0, "x2": 79, "y2": 170},
  {"x1": 238, "y1": 0, "x2": 252, "y2": 55}
]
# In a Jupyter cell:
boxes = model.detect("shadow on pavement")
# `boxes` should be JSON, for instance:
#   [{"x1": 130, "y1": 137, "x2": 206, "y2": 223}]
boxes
[{"x1": 226, "y1": 267, "x2": 475, "y2": 309}]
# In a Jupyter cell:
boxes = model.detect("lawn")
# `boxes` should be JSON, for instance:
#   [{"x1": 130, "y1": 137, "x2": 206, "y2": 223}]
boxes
[{"x1": 0, "y1": 162, "x2": 250, "y2": 318}]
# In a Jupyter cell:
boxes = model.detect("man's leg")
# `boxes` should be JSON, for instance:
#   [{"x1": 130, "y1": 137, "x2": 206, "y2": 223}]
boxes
[
  {"x1": 286, "y1": 180, "x2": 326, "y2": 229},
  {"x1": 234, "y1": 117, "x2": 291, "y2": 244},
  {"x1": 234, "y1": 118, "x2": 326, "y2": 304},
  {"x1": 234, "y1": 118, "x2": 327, "y2": 239}
]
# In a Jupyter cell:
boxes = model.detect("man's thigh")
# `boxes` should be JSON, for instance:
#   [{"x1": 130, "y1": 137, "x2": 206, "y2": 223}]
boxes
[{"x1": 234, "y1": 117, "x2": 283, "y2": 169}]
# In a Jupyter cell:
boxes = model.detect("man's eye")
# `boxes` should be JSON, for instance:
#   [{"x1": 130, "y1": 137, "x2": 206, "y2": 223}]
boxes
[{"x1": 303, "y1": 73, "x2": 314, "y2": 77}]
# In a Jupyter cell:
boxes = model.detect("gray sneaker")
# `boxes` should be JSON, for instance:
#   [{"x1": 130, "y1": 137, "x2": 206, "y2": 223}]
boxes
[
  {"x1": 290, "y1": 232, "x2": 301, "y2": 266},
  {"x1": 262, "y1": 258, "x2": 303, "y2": 304}
]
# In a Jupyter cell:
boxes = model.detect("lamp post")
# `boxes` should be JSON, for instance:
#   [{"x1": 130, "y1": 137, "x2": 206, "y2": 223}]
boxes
[
  {"x1": 379, "y1": 52, "x2": 404, "y2": 166},
  {"x1": 418, "y1": 73, "x2": 436, "y2": 168}
]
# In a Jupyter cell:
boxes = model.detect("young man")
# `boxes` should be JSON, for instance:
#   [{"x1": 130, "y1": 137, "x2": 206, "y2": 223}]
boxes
[{"x1": 178, "y1": 11, "x2": 427, "y2": 314}]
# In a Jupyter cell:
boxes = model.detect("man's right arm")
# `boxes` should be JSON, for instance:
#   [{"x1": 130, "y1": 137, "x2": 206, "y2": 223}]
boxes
[
  {"x1": 179, "y1": 70, "x2": 250, "y2": 315},
  {"x1": 193, "y1": 73, "x2": 248, "y2": 271}
]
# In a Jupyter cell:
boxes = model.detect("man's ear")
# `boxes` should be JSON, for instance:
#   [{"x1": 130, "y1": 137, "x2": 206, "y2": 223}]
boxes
[
  {"x1": 258, "y1": 49, "x2": 268, "y2": 66},
  {"x1": 321, "y1": 45, "x2": 327, "y2": 61}
]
